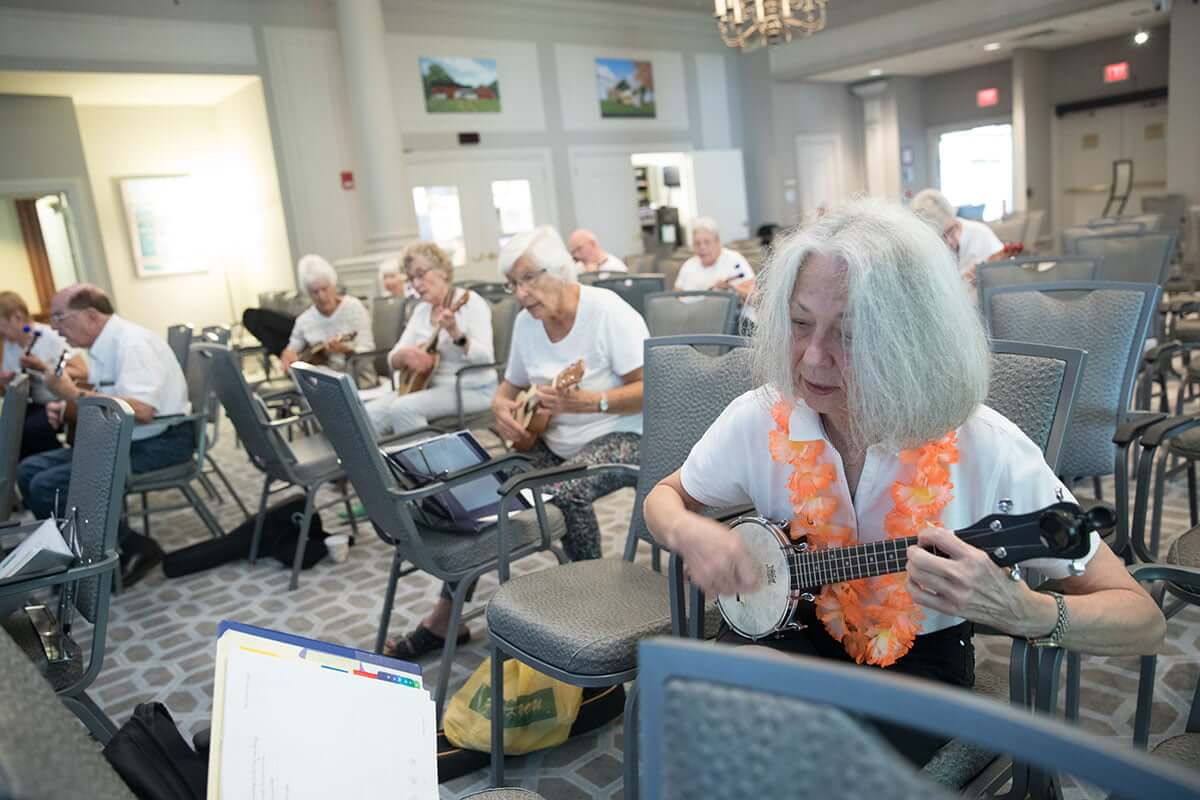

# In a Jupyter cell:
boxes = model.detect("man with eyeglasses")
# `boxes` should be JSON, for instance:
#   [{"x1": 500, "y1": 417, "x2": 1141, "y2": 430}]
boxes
[{"x1": 16, "y1": 284, "x2": 191, "y2": 587}]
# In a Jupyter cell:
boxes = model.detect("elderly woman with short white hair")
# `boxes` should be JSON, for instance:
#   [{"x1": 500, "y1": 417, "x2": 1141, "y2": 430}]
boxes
[
  {"x1": 645, "y1": 198, "x2": 1165, "y2": 765},
  {"x1": 384, "y1": 225, "x2": 649, "y2": 659},
  {"x1": 378, "y1": 256, "x2": 419, "y2": 299},
  {"x1": 674, "y1": 216, "x2": 754, "y2": 302},
  {"x1": 280, "y1": 254, "x2": 377, "y2": 387},
  {"x1": 910, "y1": 188, "x2": 1005, "y2": 288}
]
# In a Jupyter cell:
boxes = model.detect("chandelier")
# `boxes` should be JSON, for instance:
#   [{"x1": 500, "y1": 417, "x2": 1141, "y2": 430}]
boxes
[{"x1": 714, "y1": 0, "x2": 828, "y2": 49}]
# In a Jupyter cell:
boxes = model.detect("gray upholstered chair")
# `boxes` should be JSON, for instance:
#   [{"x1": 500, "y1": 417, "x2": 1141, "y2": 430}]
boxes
[
  {"x1": 636, "y1": 638, "x2": 1200, "y2": 800},
  {"x1": 1074, "y1": 232, "x2": 1176, "y2": 286},
  {"x1": 460, "y1": 791, "x2": 546, "y2": 800},
  {"x1": 0, "y1": 633, "x2": 134, "y2": 798},
  {"x1": 591, "y1": 274, "x2": 666, "y2": 316},
  {"x1": 0, "y1": 397, "x2": 133, "y2": 741},
  {"x1": 975, "y1": 257, "x2": 1099, "y2": 308},
  {"x1": 123, "y1": 343, "x2": 224, "y2": 541},
  {"x1": 362, "y1": 294, "x2": 412, "y2": 377},
  {"x1": 987, "y1": 340, "x2": 1085, "y2": 474},
  {"x1": 191, "y1": 327, "x2": 251, "y2": 520},
  {"x1": 429, "y1": 293, "x2": 519, "y2": 433},
  {"x1": 643, "y1": 291, "x2": 738, "y2": 338},
  {"x1": 203, "y1": 343, "x2": 359, "y2": 590},
  {"x1": 0, "y1": 373, "x2": 30, "y2": 523},
  {"x1": 166, "y1": 323, "x2": 193, "y2": 371},
  {"x1": 485, "y1": 335, "x2": 753, "y2": 790},
  {"x1": 290, "y1": 362, "x2": 564, "y2": 722}
]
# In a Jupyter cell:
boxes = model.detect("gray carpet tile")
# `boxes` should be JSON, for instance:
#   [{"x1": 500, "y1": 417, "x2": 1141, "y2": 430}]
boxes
[{"x1": 59, "y1": 402, "x2": 1200, "y2": 800}]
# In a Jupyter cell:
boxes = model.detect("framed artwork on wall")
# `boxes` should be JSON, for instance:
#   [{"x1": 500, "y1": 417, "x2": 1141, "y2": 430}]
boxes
[
  {"x1": 118, "y1": 175, "x2": 206, "y2": 278},
  {"x1": 595, "y1": 58, "x2": 655, "y2": 119},
  {"x1": 420, "y1": 57, "x2": 501, "y2": 113}
]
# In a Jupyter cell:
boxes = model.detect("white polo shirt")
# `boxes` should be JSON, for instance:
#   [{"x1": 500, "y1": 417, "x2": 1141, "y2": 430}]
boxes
[
  {"x1": 2, "y1": 322, "x2": 69, "y2": 405},
  {"x1": 957, "y1": 218, "x2": 1004, "y2": 272},
  {"x1": 89, "y1": 315, "x2": 189, "y2": 441},
  {"x1": 673, "y1": 248, "x2": 753, "y2": 292},
  {"x1": 680, "y1": 388, "x2": 1100, "y2": 635}
]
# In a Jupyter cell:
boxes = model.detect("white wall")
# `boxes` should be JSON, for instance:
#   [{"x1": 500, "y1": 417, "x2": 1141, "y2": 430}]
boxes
[
  {"x1": 0, "y1": 197, "x2": 40, "y2": 312},
  {"x1": 1048, "y1": 25, "x2": 1169, "y2": 105},
  {"x1": 1012, "y1": 48, "x2": 1052, "y2": 221},
  {"x1": 923, "y1": 61, "x2": 1012, "y2": 130},
  {"x1": 1167, "y1": 0, "x2": 1200, "y2": 205}
]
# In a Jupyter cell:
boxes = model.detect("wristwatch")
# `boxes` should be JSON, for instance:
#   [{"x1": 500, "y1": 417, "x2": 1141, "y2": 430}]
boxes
[
  {"x1": 1029, "y1": 591, "x2": 1070, "y2": 648},
  {"x1": 598, "y1": 392, "x2": 609, "y2": 413}
]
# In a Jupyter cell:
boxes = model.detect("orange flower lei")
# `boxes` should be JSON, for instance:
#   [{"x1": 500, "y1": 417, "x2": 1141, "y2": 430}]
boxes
[{"x1": 768, "y1": 402, "x2": 959, "y2": 667}]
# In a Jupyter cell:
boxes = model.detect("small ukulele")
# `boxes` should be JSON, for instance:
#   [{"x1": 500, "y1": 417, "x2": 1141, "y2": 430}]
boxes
[
  {"x1": 298, "y1": 331, "x2": 357, "y2": 367},
  {"x1": 507, "y1": 359, "x2": 586, "y2": 452},
  {"x1": 395, "y1": 289, "x2": 471, "y2": 396}
]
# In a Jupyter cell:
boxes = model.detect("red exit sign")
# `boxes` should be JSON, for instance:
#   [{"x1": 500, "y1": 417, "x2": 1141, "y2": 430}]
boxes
[
  {"x1": 976, "y1": 87, "x2": 999, "y2": 108},
  {"x1": 1105, "y1": 61, "x2": 1130, "y2": 83}
]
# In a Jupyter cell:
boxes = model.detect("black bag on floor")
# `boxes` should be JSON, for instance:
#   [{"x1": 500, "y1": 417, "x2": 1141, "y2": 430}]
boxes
[
  {"x1": 103, "y1": 702, "x2": 207, "y2": 800},
  {"x1": 162, "y1": 496, "x2": 327, "y2": 578}
]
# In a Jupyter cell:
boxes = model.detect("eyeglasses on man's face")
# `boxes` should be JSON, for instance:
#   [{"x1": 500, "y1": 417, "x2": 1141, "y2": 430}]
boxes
[
  {"x1": 504, "y1": 268, "x2": 546, "y2": 294},
  {"x1": 49, "y1": 308, "x2": 80, "y2": 324}
]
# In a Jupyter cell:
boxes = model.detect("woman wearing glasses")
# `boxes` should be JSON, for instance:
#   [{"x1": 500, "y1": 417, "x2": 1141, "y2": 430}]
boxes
[
  {"x1": 385, "y1": 225, "x2": 648, "y2": 660},
  {"x1": 365, "y1": 241, "x2": 496, "y2": 438}
]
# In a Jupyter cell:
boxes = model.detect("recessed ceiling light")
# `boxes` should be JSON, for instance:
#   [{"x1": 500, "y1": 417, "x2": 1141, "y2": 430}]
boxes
[
  {"x1": 983, "y1": 41, "x2": 1002, "y2": 51},
  {"x1": 1133, "y1": 29, "x2": 1150, "y2": 45},
  {"x1": 868, "y1": 68, "x2": 883, "y2": 77}
]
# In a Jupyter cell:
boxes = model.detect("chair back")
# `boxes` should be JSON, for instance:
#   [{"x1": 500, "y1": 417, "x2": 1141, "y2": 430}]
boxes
[
  {"x1": 626, "y1": 335, "x2": 753, "y2": 558},
  {"x1": 591, "y1": 274, "x2": 666, "y2": 316},
  {"x1": 487, "y1": 294, "x2": 520, "y2": 367},
  {"x1": 198, "y1": 325, "x2": 231, "y2": 345},
  {"x1": 68, "y1": 397, "x2": 134, "y2": 623},
  {"x1": 578, "y1": 271, "x2": 627, "y2": 285},
  {"x1": 643, "y1": 291, "x2": 738, "y2": 338},
  {"x1": 637, "y1": 638, "x2": 1200, "y2": 800},
  {"x1": 0, "y1": 374, "x2": 29, "y2": 523},
  {"x1": 1023, "y1": 209, "x2": 1045, "y2": 247},
  {"x1": 982, "y1": 281, "x2": 1160, "y2": 480},
  {"x1": 976, "y1": 257, "x2": 1099, "y2": 302},
  {"x1": 370, "y1": 295, "x2": 409, "y2": 375},
  {"x1": 182, "y1": 343, "x2": 216, "y2": 465},
  {"x1": 201, "y1": 343, "x2": 294, "y2": 478},
  {"x1": 987, "y1": 341, "x2": 1086, "y2": 474},
  {"x1": 1074, "y1": 232, "x2": 1176, "y2": 285},
  {"x1": 166, "y1": 324, "x2": 193, "y2": 371}
]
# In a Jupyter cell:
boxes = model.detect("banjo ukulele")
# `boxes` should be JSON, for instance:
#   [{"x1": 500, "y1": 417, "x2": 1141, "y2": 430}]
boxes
[{"x1": 717, "y1": 501, "x2": 1106, "y2": 640}]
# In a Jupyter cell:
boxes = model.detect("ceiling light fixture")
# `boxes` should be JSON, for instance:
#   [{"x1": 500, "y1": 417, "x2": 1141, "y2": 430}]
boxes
[
  {"x1": 714, "y1": 0, "x2": 828, "y2": 50},
  {"x1": 868, "y1": 68, "x2": 883, "y2": 77},
  {"x1": 983, "y1": 41, "x2": 1002, "y2": 52},
  {"x1": 1133, "y1": 29, "x2": 1150, "y2": 45}
]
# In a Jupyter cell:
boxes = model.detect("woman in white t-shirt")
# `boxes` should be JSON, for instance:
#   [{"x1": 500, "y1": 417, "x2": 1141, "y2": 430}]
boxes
[
  {"x1": 280, "y1": 254, "x2": 377, "y2": 387},
  {"x1": 643, "y1": 199, "x2": 1165, "y2": 764},
  {"x1": 385, "y1": 225, "x2": 648, "y2": 660},
  {"x1": 0, "y1": 291, "x2": 84, "y2": 458},
  {"x1": 365, "y1": 242, "x2": 496, "y2": 437}
]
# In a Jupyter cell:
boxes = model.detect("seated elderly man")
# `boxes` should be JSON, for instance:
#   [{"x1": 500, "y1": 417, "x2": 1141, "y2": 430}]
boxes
[
  {"x1": 16, "y1": 284, "x2": 192, "y2": 587},
  {"x1": 567, "y1": 228, "x2": 628, "y2": 276},
  {"x1": 645, "y1": 198, "x2": 1166, "y2": 766},
  {"x1": 280, "y1": 254, "x2": 377, "y2": 387},
  {"x1": 910, "y1": 188, "x2": 1005, "y2": 289},
  {"x1": 674, "y1": 216, "x2": 754, "y2": 303}
]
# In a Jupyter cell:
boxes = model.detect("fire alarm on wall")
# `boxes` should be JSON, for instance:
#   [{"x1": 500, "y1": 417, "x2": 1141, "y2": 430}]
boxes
[{"x1": 340, "y1": 171, "x2": 355, "y2": 190}]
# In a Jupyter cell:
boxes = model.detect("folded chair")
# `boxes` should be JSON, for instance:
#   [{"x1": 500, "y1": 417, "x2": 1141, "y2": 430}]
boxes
[{"x1": 0, "y1": 373, "x2": 30, "y2": 522}]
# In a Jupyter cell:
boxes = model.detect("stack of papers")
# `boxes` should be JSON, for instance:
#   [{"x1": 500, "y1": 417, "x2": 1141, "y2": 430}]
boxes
[
  {"x1": 0, "y1": 518, "x2": 73, "y2": 582},
  {"x1": 209, "y1": 621, "x2": 437, "y2": 800}
]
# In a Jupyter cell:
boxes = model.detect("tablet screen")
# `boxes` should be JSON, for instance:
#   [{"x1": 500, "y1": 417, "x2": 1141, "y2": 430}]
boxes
[{"x1": 386, "y1": 431, "x2": 527, "y2": 523}]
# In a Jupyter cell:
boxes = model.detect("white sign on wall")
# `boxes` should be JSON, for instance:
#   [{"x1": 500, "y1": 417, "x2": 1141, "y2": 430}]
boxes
[{"x1": 119, "y1": 175, "x2": 205, "y2": 278}]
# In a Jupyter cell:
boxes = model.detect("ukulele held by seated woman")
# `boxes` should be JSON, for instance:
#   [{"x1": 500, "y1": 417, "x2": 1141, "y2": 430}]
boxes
[{"x1": 394, "y1": 290, "x2": 470, "y2": 396}]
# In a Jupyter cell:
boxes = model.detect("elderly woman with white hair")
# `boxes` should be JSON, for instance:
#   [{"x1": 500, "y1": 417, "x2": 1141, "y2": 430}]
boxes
[
  {"x1": 644, "y1": 198, "x2": 1165, "y2": 765},
  {"x1": 910, "y1": 188, "x2": 1005, "y2": 287},
  {"x1": 384, "y1": 225, "x2": 648, "y2": 660},
  {"x1": 378, "y1": 256, "x2": 419, "y2": 299},
  {"x1": 674, "y1": 216, "x2": 754, "y2": 302},
  {"x1": 280, "y1": 254, "x2": 376, "y2": 386}
]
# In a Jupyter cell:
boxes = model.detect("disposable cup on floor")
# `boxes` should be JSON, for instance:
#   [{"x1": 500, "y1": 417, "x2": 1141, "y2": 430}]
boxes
[{"x1": 325, "y1": 533, "x2": 350, "y2": 563}]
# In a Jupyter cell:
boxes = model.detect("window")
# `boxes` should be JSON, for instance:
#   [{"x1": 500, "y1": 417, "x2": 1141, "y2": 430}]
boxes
[
  {"x1": 411, "y1": 186, "x2": 467, "y2": 266},
  {"x1": 490, "y1": 179, "x2": 534, "y2": 250},
  {"x1": 937, "y1": 124, "x2": 1013, "y2": 222}
]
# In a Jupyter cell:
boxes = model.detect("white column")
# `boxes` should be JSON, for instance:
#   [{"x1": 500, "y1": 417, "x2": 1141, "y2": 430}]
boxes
[
  {"x1": 1012, "y1": 49, "x2": 1052, "y2": 222},
  {"x1": 334, "y1": 0, "x2": 416, "y2": 253},
  {"x1": 1167, "y1": 0, "x2": 1200, "y2": 205}
]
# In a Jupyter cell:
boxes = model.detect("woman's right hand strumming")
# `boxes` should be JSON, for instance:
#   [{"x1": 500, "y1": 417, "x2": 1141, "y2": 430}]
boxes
[{"x1": 492, "y1": 394, "x2": 526, "y2": 442}]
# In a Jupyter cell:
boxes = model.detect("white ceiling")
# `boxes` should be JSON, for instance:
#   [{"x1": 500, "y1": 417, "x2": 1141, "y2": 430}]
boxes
[
  {"x1": 0, "y1": 71, "x2": 259, "y2": 106},
  {"x1": 809, "y1": 0, "x2": 1167, "y2": 82}
]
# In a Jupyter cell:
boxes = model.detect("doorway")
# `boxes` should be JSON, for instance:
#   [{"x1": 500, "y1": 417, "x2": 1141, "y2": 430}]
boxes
[
  {"x1": 0, "y1": 191, "x2": 83, "y2": 318},
  {"x1": 936, "y1": 123, "x2": 1013, "y2": 221}
]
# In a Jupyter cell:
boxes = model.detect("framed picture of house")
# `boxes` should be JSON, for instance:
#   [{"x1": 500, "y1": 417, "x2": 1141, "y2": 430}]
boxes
[
  {"x1": 118, "y1": 175, "x2": 206, "y2": 278},
  {"x1": 419, "y1": 57, "x2": 501, "y2": 113},
  {"x1": 595, "y1": 58, "x2": 656, "y2": 119}
]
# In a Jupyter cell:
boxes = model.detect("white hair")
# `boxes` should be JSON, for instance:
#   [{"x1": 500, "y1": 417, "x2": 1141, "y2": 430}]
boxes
[
  {"x1": 692, "y1": 216, "x2": 721, "y2": 239},
  {"x1": 752, "y1": 197, "x2": 990, "y2": 451},
  {"x1": 909, "y1": 188, "x2": 956, "y2": 231},
  {"x1": 297, "y1": 254, "x2": 338, "y2": 292},
  {"x1": 377, "y1": 257, "x2": 401, "y2": 294},
  {"x1": 498, "y1": 225, "x2": 577, "y2": 283}
]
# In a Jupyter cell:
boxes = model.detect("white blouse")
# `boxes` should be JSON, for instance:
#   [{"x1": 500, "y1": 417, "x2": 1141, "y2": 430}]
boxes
[
  {"x1": 680, "y1": 388, "x2": 1100, "y2": 635},
  {"x1": 391, "y1": 289, "x2": 497, "y2": 390}
]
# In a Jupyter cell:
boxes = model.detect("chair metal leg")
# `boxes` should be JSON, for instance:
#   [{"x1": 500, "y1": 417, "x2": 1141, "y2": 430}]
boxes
[
  {"x1": 435, "y1": 579, "x2": 473, "y2": 724},
  {"x1": 208, "y1": 456, "x2": 251, "y2": 520},
  {"x1": 1091, "y1": 476, "x2": 1102, "y2": 501},
  {"x1": 340, "y1": 481, "x2": 360, "y2": 539},
  {"x1": 182, "y1": 483, "x2": 225, "y2": 539},
  {"x1": 198, "y1": 473, "x2": 222, "y2": 503},
  {"x1": 490, "y1": 644, "x2": 507, "y2": 788},
  {"x1": 375, "y1": 548, "x2": 405, "y2": 654},
  {"x1": 141, "y1": 491, "x2": 151, "y2": 538},
  {"x1": 1133, "y1": 654, "x2": 1158, "y2": 748},
  {"x1": 623, "y1": 680, "x2": 640, "y2": 800},
  {"x1": 248, "y1": 476, "x2": 272, "y2": 563},
  {"x1": 61, "y1": 691, "x2": 119, "y2": 744},
  {"x1": 1189, "y1": 462, "x2": 1199, "y2": 527},
  {"x1": 287, "y1": 487, "x2": 318, "y2": 591}
]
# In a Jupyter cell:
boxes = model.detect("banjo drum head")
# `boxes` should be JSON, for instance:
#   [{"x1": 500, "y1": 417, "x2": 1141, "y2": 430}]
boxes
[{"x1": 717, "y1": 518, "x2": 794, "y2": 640}]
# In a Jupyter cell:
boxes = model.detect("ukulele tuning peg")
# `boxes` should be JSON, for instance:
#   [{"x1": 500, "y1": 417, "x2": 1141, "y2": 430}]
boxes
[
  {"x1": 989, "y1": 520, "x2": 1003, "y2": 532},
  {"x1": 997, "y1": 498, "x2": 1013, "y2": 514}
]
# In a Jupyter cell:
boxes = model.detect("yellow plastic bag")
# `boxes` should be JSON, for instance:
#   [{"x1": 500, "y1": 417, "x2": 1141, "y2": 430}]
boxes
[{"x1": 443, "y1": 657, "x2": 583, "y2": 755}]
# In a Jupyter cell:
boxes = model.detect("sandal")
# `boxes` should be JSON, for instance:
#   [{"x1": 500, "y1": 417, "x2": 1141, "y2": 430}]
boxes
[{"x1": 383, "y1": 624, "x2": 471, "y2": 660}]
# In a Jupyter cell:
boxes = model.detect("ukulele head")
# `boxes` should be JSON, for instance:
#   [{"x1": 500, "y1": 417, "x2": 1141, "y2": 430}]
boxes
[
  {"x1": 554, "y1": 359, "x2": 586, "y2": 392},
  {"x1": 957, "y1": 501, "x2": 1105, "y2": 566}
]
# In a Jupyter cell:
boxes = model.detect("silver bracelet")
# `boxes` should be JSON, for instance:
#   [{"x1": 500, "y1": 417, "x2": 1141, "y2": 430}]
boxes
[{"x1": 1029, "y1": 591, "x2": 1070, "y2": 648}]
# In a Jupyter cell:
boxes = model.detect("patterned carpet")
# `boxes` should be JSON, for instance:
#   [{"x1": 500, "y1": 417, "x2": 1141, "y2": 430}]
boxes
[{"x1": 57, "y1": 405, "x2": 1200, "y2": 798}]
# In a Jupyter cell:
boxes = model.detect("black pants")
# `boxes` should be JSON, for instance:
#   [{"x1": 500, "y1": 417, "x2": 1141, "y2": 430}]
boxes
[
  {"x1": 241, "y1": 308, "x2": 296, "y2": 358},
  {"x1": 20, "y1": 404, "x2": 61, "y2": 460},
  {"x1": 717, "y1": 619, "x2": 975, "y2": 766}
]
